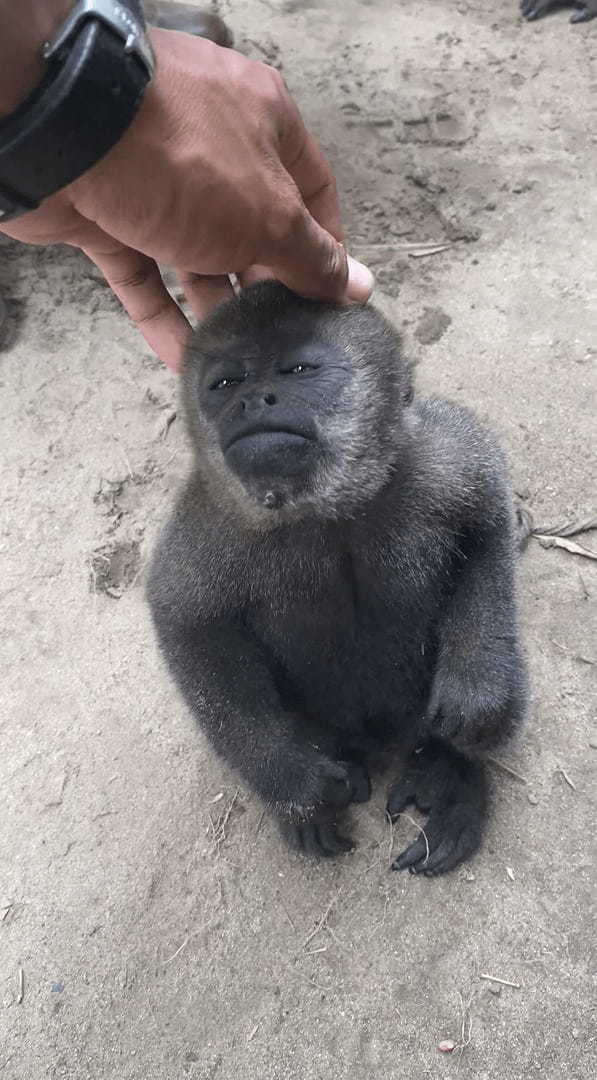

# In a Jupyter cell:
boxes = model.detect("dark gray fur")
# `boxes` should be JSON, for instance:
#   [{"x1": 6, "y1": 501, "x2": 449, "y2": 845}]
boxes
[{"x1": 147, "y1": 282, "x2": 527, "y2": 874}]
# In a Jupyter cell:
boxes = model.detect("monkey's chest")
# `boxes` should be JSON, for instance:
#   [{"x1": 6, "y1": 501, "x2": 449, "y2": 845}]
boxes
[{"x1": 247, "y1": 574, "x2": 438, "y2": 732}]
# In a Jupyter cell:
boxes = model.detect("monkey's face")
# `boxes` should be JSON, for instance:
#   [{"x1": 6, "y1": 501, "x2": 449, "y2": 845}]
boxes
[
  {"x1": 184, "y1": 284, "x2": 411, "y2": 520},
  {"x1": 196, "y1": 334, "x2": 352, "y2": 503}
]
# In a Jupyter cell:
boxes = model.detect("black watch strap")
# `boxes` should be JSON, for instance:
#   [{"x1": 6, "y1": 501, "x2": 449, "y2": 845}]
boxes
[{"x1": 0, "y1": 1, "x2": 154, "y2": 223}]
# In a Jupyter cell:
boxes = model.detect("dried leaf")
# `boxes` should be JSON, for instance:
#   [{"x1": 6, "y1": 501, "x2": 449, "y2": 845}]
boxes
[
  {"x1": 535, "y1": 516, "x2": 597, "y2": 538},
  {"x1": 534, "y1": 534, "x2": 597, "y2": 560}
]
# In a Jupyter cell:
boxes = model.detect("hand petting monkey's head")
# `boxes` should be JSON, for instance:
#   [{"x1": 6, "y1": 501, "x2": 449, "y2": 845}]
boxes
[{"x1": 183, "y1": 282, "x2": 413, "y2": 523}]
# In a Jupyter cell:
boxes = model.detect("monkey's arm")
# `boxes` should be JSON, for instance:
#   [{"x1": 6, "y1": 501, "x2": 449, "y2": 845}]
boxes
[
  {"x1": 153, "y1": 610, "x2": 355, "y2": 831},
  {"x1": 426, "y1": 511, "x2": 527, "y2": 753},
  {"x1": 521, "y1": 0, "x2": 597, "y2": 22}
]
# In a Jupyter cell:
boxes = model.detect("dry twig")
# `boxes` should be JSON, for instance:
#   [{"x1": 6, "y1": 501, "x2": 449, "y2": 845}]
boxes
[
  {"x1": 302, "y1": 889, "x2": 342, "y2": 950},
  {"x1": 208, "y1": 788, "x2": 240, "y2": 854},
  {"x1": 487, "y1": 755, "x2": 528, "y2": 784},
  {"x1": 480, "y1": 973, "x2": 521, "y2": 989},
  {"x1": 388, "y1": 810, "x2": 430, "y2": 866},
  {"x1": 162, "y1": 936, "x2": 189, "y2": 966},
  {"x1": 556, "y1": 767, "x2": 577, "y2": 791}
]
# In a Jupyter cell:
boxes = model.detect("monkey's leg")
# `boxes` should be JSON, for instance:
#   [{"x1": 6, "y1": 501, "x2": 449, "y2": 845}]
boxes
[
  {"x1": 150, "y1": 614, "x2": 361, "y2": 857},
  {"x1": 521, "y1": 0, "x2": 597, "y2": 22},
  {"x1": 145, "y1": 2, "x2": 234, "y2": 44},
  {"x1": 387, "y1": 740, "x2": 486, "y2": 875}
]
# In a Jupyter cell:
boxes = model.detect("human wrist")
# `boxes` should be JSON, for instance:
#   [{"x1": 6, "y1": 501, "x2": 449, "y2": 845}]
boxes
[
  {"x1": 0, "y1": 1, "x2": 74, "y2": 117},
  {"x1": 0, "y1": 1, "x2": 154, "y2": 222}
]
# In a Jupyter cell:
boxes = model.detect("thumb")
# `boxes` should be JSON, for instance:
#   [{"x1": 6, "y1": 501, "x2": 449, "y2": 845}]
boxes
[{"x1": 266, "y1": 207, "x2": 374, "y2": 303}]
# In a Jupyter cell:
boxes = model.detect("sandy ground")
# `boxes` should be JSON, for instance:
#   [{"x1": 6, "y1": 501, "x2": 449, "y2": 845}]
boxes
[{"x1": 1, "y1": 2, "x2": 596, "y2": 1077}]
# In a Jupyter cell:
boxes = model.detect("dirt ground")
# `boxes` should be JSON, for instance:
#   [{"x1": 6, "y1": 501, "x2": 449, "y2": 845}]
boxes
[{"x1": 1, "y1": 2, "x2": 596, "y2": 1077}]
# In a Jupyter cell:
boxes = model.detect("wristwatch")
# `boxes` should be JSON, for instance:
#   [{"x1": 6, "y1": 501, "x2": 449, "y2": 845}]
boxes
[{"x1": 0, "y1": 1, "x2": 155, "y2": 222}]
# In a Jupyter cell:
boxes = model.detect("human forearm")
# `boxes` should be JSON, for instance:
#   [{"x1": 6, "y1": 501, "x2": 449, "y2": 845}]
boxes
[{"x1": 0, "y1": 1, "x2": 72, "y2": 116}]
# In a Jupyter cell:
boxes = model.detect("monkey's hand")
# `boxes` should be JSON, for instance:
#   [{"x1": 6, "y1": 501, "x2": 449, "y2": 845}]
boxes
[
  {"x1": 425, "y1": 659, "x2": 521, "y2": 754},
  {"x1": 276, "y1": 758, "x2": 369, "y2": 858},
  {"x1": 521, "y1": 0, "x2": 597, "y2": 22}
]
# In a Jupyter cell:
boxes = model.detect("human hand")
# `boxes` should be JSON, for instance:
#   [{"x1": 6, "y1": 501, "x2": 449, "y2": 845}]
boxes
[{"x1": 0, "y1": 29, "x2": 373, "y2": 370}]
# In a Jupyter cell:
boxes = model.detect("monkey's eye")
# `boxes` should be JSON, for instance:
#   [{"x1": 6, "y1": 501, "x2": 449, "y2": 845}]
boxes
[
  {"x1": 281, "y1": 363, "x2": 320, "y2": 375},
  {"x1": 210, "y1": 373, "x2": 246, "y2": 391}
]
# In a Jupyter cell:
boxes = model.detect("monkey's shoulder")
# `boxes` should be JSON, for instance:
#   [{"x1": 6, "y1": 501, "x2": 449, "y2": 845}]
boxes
[
  {"x1": 403, "y1": 395, "x2": 513, "y2": 524},
  {"x1": 147, "y1": 482, "x2": 261, "y2": 620}
]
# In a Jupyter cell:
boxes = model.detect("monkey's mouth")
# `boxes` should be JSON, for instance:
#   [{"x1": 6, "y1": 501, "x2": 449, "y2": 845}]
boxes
[
  {"x1": 224, "y1": 423, "x2": 317, "y2": 485},
  {"x1": 224, "y1": 423, "x2": 313, "y2": 452}
]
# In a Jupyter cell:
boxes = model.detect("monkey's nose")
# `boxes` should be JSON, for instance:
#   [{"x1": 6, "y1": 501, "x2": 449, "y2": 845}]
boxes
[{"x1": 240, "y1": 392, "x2": 277, "y2": 411}]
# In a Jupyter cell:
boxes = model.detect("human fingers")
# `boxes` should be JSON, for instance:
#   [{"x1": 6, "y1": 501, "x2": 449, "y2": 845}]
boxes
[
  {"x1": 177, "y1": 271, "x2": 234, "y2": 323},
  {"x1": 256, "y1": 196, "x2": 373, "y2": 303},
  {"x1": 282, "y1": 126, "x2": 345, "y2": 244},
  {"x1": 274, "y1": 96, "x2": 373, "y2": 301},
  {"x1": 84, "y1": 235, "x2": 191, "y2": 371}
]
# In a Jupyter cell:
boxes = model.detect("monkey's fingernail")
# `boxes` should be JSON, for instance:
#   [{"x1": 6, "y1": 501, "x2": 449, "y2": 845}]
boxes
[{"x1": 345, "y1": 256, "x2": 375, "y2": 302}]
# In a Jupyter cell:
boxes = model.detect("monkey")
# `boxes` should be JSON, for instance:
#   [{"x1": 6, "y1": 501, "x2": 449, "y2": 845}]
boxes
[
  {"x1": 521, "y1": 0, "x2": 597, "y2": 20},
  {"x1": 144, "y1": 0, "x2": 597, "y2": 48},
  {"x1": 144, "y1": 1, "x2": 597, "y2": 58},
  {"x1": 520, "y1": 0, "x2": 597, "y2": 21},
  {"x1": 145, "y1": 2, "x2": 234, "y2": 46},
  {"x1": 147, "y1": 282, "x2": 528, "y2": 876}
]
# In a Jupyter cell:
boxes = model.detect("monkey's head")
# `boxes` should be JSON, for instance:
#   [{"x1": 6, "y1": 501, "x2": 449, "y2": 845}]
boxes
[{"x1": 183, "y1": 282, "x2": 413, "y2": 523}]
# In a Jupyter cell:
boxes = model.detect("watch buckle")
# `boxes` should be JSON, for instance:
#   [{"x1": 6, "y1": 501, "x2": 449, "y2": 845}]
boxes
[{"x1": 43, "y1": 0, "x2": 155, "y2": 78}]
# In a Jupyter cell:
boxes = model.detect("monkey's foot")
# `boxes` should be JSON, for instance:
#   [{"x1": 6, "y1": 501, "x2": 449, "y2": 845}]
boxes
[
  {"x1": 387, "y1": 742, "x2": 486, "y2": 876},
  {"x1": 521, "y1": 0, "x2": 597, "y2": 22}
]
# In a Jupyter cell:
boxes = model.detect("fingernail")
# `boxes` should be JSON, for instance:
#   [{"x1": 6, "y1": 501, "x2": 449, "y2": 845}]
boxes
[{"x1": 346, "y1": 255, "x2": 375, "y2": 301}]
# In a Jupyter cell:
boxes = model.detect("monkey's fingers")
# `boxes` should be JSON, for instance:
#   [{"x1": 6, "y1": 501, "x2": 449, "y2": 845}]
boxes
[
  {"x1": 342, "y1": 761, "x2": 372, "y2": 804},
  {"x1": 281, "y1": 820, "x2": 354, "y2": 858},
  {"x1": 392, "y1": 804, "x2": 481, "y2": 877},
  {"x1": 571, "y1": 4, "x2": 597, "y2": 21},
  {"x1": 520, "y1": 0, "x2": 552, "y2": 17},
  {"x1": 82, "y1": 232, "x2": 191, "y2": 372},
  {"x1": 177, "y1": 272, "x2": 234, "y2": 323}
]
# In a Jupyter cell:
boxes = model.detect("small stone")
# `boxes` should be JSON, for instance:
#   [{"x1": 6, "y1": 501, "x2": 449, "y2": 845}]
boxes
[
  {"x1": 527, "y1": 793, "x2": 539, "y2": 805},
  {"x1": 414, "y1": 307, "x2": 452, "y2": 346},
  {"x1": 589, "y1": 739, "x2": 597, "y2": 750},
  {"x1": 488, "y1": 984, "x2": 502, "y2": 996}
]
